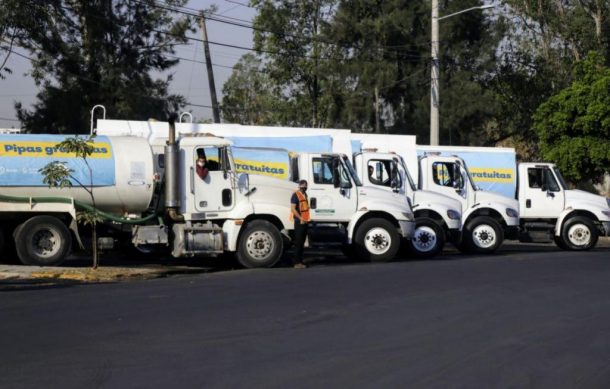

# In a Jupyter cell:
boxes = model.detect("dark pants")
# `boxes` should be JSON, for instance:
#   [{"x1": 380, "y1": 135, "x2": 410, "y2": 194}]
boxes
[{"x1": 293, "y1": 222, "x2": 309, "y2": 264}]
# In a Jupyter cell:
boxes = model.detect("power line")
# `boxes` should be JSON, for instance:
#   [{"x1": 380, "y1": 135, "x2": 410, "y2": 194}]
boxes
[
  {"x1": 0, "y1": 45, "x2": 214, "y2": 111},
  {"x1": 135, "y1": 0, "x2": 429, "y2": 54},
  {"x1": 0, "y1": 116, "x2": 20, "y2": 122}
]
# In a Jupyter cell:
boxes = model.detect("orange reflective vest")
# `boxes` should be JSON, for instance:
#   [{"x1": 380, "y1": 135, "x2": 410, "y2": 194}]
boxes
[{"x1": 290, "y1": 190, "x2": 311, "y2": 222}]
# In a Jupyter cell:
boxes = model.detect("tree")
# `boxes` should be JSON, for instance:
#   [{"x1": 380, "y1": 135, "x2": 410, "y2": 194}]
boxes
[
  {"x1": 0, "y1": 0, "x2": 59, "y2": 79},
  {"x1": 6, "y1": 0, "x2": 194, "y2": 134},
  {"x1": 40, "y1": 136, "x2": 104, "y2": 268},
  {"x1": 251, "y1": 0, "x2": 340, "y2": 128},
  {"x1": 533, "y1": 52, "x2": 610, "y2": 184},
  {"x1": 221, "y1": 54, "x2": 286, "y2": 125}
]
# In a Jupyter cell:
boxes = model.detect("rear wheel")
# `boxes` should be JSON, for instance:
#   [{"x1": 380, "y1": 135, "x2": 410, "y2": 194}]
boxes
[
  {"x1": 407, "y1": 217, "x2": 445, "y2": 259},
  {"x1": 236, "y1": 220, "x2": 283, "y2": 268},
  {"x1": 560, "y1": 216, "x2": 598, "y2": 250},
  {"x1": 15, "y1": 216, "x2": 72, "y2": 266},
  {"x1": 354, "y1": 218, "x2": 400, "y2": 262},
  {"x1": 461, "y1": 216, "x2": 503, "y2": 254}
]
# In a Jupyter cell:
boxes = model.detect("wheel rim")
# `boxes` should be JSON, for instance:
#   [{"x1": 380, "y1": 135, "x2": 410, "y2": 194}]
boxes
[
  {"x1": 412, "y1": 226, "x2": 437, "y2": 253},
  {"x1": 364, "y1": 227, "x2": 392, "y2": 255},
  {"x1": 31, "y1": 227, "x2": 61, "y2": 258},
  {"x1": 471, "y1": 224, "x2": 496, "y2": 249},
  {"x1": 245, "y1": 230, "x2": 274, "y2": 262},
  {"x1": 567, "y1": 223, "x2": 591, "y2": 247}
]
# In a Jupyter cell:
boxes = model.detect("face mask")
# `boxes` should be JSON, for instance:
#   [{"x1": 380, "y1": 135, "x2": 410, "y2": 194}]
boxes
[{"x1": 299, "y1": 187, "x2": 307, "y2": 192}]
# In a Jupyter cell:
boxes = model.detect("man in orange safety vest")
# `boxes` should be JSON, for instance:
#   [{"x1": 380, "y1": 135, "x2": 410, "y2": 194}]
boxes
[{"x1": 290, "y1": 180, "x2": 310, "y2": 269}]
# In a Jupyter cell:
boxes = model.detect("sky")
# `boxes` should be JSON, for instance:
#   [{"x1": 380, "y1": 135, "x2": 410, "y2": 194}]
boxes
[{"x1": 0, "y1": 0, "x2": 256, "y2": 129}]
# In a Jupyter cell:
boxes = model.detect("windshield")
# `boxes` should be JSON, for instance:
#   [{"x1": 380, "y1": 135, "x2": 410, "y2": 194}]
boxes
[
  {"x1": 460, "y1": 160, "x2": 478, "y2": 191},
  {"x1": 342, "y1": 155, "x2": 362, "y2": 186},
  {"x1": 553, "y1": 166, "x2": 567, "y2": 190},
  {"x1": 398, "y1": 156, "x2": 417, "y2": 191}
]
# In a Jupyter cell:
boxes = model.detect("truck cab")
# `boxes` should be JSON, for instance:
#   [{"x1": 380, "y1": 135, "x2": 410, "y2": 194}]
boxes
[
  {"x1": 418, "y1": 154, "x2": 520, "y2": 254},
  {"x1": 352, "y1": 151, "x2": 462, "y2": 258},
  {"x1": 518, "y1": 163, "x2": 610, "y2": 249},
  {"x1": 292, "y1": 152, "x2": 415, "y2": 262}
]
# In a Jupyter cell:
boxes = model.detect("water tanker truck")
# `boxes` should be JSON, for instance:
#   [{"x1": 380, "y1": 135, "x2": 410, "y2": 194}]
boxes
[{"x1": 0, "y1": 121, "x2": 301, "y2": 267}]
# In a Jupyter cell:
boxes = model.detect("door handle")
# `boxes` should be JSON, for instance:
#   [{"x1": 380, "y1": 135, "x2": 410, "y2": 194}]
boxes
[
  {"x1": 526, "y1": 199, "x2": 531, "y2": 208},
  {"x1": 310, "y1": 198, "x2": 317, "y2": 209}
]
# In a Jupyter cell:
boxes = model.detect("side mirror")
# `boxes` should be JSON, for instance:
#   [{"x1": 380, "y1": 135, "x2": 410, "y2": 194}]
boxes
[{"x1": 340, "y1": 180, "x2": 352, "y2": 189}]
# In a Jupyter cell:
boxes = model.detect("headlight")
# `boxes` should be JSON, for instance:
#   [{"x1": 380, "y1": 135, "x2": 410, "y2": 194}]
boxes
[
  {"x1": 607, "y1": 198, "x2": 610, "y2": 208},
  {"x1": 402, "y1": 211, "x2": 414, "y2": 221},
  {"x1": 446, "y1": 209, "x2": 461, "y2": 220},
  {"x1": 602, "y1": 210, "x2": 610, "y2": 218},
  {"x1": 506, "y1": 208, "x2": 519, "y2": 218}
]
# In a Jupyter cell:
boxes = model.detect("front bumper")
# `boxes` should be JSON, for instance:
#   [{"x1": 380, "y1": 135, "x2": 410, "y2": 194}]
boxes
[{"x1": 399, "y1": 220, "x2": 416, "y2": 239}]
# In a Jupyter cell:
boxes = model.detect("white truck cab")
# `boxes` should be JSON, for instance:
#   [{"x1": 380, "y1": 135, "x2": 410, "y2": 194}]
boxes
[
  {"x1": 418, "y1": 154, "x2": 520, "y2": 253},
  {"x1": 518, "y1": 163, "x2": 610, "y2": 249},
  {"x1": 352, "y1": 151, "x2": 462, "y2": 258},
  {"x1": 292, "y1": 152, "x2": 415, "y2": 262}
]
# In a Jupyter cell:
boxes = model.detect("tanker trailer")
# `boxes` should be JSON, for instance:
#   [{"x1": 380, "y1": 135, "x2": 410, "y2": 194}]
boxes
[{"x1": 0, "y1": 134, "x2": 157, "y2": 265}]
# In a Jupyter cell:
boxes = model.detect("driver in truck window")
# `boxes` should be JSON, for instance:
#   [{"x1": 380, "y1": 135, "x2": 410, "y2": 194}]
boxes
[{"x1": 196, "y1": 149, "x2": 209, "y2": 180}]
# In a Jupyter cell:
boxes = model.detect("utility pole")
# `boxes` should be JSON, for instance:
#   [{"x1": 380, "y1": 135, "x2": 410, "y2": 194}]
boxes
[
  {"x1": 430, "y1": 3, "x2": 495, "y2": 146},
  {"x1": 430, "y1": 0, "x2": 440, "y2": 146},
  {"x1": 199, "y1": 11, "x2": 221, "y2": 123}
]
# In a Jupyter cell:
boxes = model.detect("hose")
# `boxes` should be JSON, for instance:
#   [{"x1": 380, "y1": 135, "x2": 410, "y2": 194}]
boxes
[{"x1": 0, "y1": 193, "x2": 158, "y2": 225}]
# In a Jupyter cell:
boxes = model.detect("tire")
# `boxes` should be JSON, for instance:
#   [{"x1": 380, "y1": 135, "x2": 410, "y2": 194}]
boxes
[
  {"x1": 236, "y1": 220, "x2": 283, "y2": 268},
  {"x1": 407, "y1": 217, "x2": 445, "y2": 259},
  {"x1": 560, "y1": 216, "x2": 598, "y2": 251},
  {"x1": 353, "y1": 218, "x2": 400, "y2": 262},
  {"x1": 15, "y1": 216, "x2": 72, "y2": 266},
  {"x1": 461, "y1": 216, "x2": 503, "y2": 254}
]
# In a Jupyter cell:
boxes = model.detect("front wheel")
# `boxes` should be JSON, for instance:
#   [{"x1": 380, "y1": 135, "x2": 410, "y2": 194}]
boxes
[
  {"x1": 560, "y1": 216, "x2": 598, "y2": 250},
  {"x1": 407, "y1": 218, "x2": 445, "y2": 259},
  {"x1": 353, "y1": 218, "x2": 400, "y2": 262},
  {"x1": 236, "y1": 220, "x2": 283, "y2": 268},
  {"x1": 15, "y1": 216, "x2": 72, "y2": 266},
  {"x1": 461, "y1": 216, "x2": 503, "y2": 254}
]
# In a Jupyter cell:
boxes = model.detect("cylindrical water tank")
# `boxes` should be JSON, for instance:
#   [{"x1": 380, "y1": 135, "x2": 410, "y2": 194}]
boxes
[{"x1": 0, "y1": 134, "x2": 155, "y2": 214}]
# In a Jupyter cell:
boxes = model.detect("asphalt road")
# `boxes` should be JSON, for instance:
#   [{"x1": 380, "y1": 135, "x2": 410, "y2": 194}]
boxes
[{"x1": 2, "y1": 245, "x2": 610, "y2": 388}]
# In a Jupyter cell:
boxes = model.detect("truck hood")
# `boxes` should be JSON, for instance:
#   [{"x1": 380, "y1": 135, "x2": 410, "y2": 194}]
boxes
[
  {"x1": 475, "y1": 189, "x2": 519, "y2": 211},
  {"x1": 358, "y1": 185, "x2": 413, "y2": 213},
  {"x1": 413, "y1": 189, "x2": 462, "y2": 213},
  {"x1": 565, "y1": 189, "x2": 609, "y2": 209}
]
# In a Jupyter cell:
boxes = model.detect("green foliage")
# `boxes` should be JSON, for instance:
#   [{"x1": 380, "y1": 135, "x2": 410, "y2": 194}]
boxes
[
  {"x1": 6, "y1": 0, "x2": 194, "y2": 134},
  {"x1": 39, "y1": 162, "x2": 74, "y2": 189},
  {"x1": 76, "y1": 210, "x2": 104, "y2": 227},
  {"x1": 39, "y1": 135, "x2": 102, "y2": 268},
  {"x1": 221, "y1": 54, "x2": 286, "y2": 124},
  {"x1": 225, "y1": 0, "x2": 504, "y2": 143},
  {"x1": 533, "y1": 52, "x2": 610, "y2": 183}
]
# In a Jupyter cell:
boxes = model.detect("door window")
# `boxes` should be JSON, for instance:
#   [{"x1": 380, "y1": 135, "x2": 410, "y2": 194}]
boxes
[
  {"x1": 312, "y1": 158, "x2": 334, "y2": 185},
  {"x1": 432, "y1": 162, "x2": 463, "y2": 189}
]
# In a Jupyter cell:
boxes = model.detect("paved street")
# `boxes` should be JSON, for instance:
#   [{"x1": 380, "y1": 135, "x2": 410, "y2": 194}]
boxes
[{"x1": 2, "y1": 244, "x2": 610, "y2": 388}]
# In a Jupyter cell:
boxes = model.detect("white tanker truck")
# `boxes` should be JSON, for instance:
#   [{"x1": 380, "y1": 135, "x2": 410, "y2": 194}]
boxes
[{"x1": 0, "y1": 121, "x2": 301, "y2": 267}]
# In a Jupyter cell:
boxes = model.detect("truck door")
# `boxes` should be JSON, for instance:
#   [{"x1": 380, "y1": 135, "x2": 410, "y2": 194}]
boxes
[
  {"x1": 309, "y1": 156, "x2": 357, "y2": 221},
  {"x1": 193, "y1": 146, "x2": 234, "y2": 213},
  {"x1": 430, "y1": 161, "x2": 468, "y2": 209},
  {"x1": 520, "y1": 166, "x2": 565, "y2": 218}
]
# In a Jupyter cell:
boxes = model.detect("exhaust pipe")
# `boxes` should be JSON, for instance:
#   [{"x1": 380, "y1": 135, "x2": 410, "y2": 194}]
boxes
[{"x1": 165, "y1": 114, "x2": 184, "y2": 222}]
